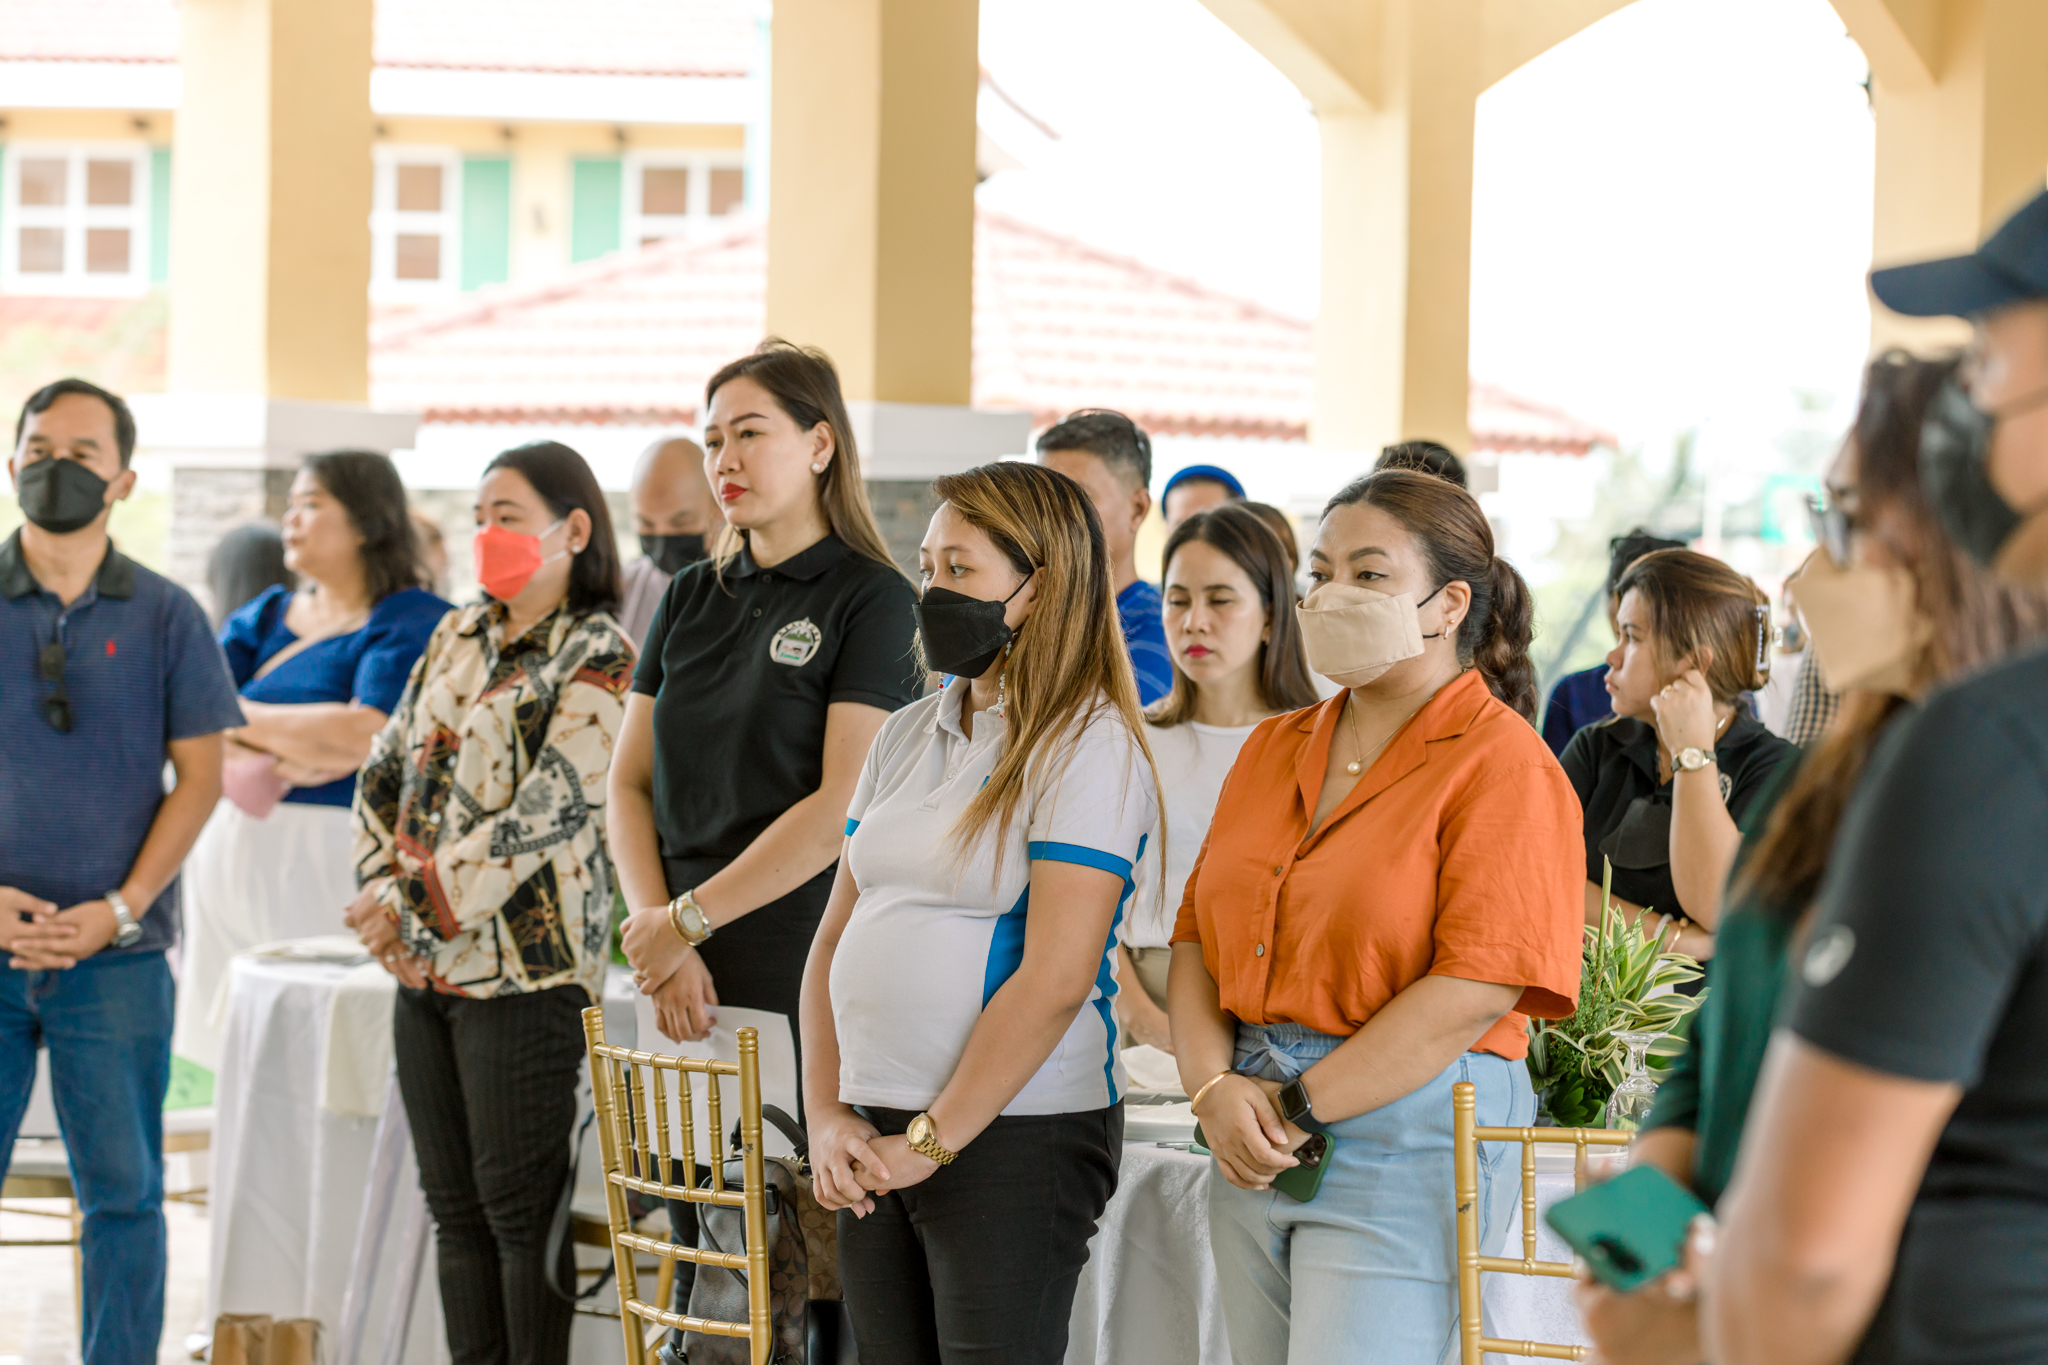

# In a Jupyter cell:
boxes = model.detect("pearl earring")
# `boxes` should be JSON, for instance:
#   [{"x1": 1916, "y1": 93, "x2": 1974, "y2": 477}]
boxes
[{"x1": 811, "y1": 463, "x2": 824, "y2": 473}]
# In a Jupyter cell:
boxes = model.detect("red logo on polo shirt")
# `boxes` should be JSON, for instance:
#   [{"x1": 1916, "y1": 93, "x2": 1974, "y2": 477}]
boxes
[{"x1": 106, "y1": 639, "x2": 116, "y2": 656}]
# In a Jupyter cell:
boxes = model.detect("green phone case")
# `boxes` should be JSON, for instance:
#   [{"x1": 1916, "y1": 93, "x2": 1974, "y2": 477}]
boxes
[
  {"x1": 1191, "y1": 1123, "x2": 1334, "y2": 1203},
  {"x1": 1543, "y1": 1164, "x2": 1709, "y2": 1292}
]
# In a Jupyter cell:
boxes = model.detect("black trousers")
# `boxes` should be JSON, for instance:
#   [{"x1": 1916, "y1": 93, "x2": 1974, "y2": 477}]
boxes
[
  {"x1": 661, "y1": 860, "x2": 831, "y2": 1324},
  {"x1": 837, "y1": 1104, "x2": 1123, "y2": 1365},
  {"x1": 394, "y1": 983, "x2": 589, "y2": 1365}
]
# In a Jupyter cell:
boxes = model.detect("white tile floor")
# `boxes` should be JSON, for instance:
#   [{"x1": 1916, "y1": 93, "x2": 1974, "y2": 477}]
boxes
[{"x1": 0, "y1": 1197, "x2": 211, "y2": 1365}]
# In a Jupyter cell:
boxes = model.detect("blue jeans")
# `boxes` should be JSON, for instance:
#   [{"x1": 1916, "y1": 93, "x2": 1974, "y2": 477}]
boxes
[
  {"x1": 0, "y1": 952, "x2": 174, "y2": 1365},
  {"x1": 1208, "y1": 1022, "x2": 1535, "y2": 1365}
]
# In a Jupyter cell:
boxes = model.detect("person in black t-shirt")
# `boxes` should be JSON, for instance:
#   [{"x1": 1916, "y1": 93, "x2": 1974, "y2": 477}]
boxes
[
  {"x1": 611, "y1": 340, "x2": 921, "y2": 1055},
  {"x1": 1560, "y1": 548, "x2": 1798, "y2": 964},
  {"x1": 1710, "y1": 188, "x2": 2048, "y2": 1365}
]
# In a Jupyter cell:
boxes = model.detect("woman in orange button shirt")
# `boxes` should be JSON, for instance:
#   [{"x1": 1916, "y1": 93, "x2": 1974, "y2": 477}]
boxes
[{"x1": 1168, "y1": 469, "x2": 1586, "y2": 1365}]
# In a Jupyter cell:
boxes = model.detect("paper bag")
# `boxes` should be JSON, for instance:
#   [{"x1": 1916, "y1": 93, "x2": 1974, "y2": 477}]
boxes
[
  {"x1": 211, "y1": 1314, "x2": 271, "y2": 1365},
  {"x1": 211, "y1": 1313, "x2": 320, "y2": 1365}
]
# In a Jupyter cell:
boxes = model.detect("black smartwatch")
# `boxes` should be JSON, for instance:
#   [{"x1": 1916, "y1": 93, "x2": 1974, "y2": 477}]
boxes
[{"x1": 1277, "y1": 1077, "x2": 1323, "y2": 1133}]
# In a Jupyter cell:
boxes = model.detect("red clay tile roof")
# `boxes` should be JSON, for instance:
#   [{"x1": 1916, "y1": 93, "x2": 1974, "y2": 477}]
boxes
[
  {"x1": 0, "y1": 0, "x2": 756, "y2": 76},
  {"x1": 370, "y1": 210, "x2": 1616, "y2": 456}
]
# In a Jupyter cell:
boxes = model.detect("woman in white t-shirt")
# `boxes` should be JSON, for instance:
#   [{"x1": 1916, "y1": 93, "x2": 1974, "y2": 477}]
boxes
[
  {"x1": 1121, "y1": 503, "x2": 1322, "y2": 1051},
  {"x1": 799, "y1": 460, "x2": 1160, "y2": 1365}
]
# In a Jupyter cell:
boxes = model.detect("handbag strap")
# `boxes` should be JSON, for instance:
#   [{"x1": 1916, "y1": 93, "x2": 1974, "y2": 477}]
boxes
[
  {"x1": 726, "y1": 1103, "x2": 808, "y2": 1163},
  {"x1": 544, "y1": 1107, "x2": 612, "y2": 1303}
]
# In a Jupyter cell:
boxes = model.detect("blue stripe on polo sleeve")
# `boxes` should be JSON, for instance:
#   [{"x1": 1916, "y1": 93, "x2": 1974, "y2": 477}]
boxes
[
  {"x1": 1027, "y1": 840, "x2": 1135, "y2": 887},
  {"x1": 845, "y1": 818, "x2": 860, "y2": 836}
]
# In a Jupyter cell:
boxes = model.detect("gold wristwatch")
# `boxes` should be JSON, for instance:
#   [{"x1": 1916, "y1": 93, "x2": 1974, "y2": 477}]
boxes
[
  {"x1": 905, "y1": 1112, "x2": 958, "y2": 1166},
  {"x1": 666, "y1": 889, "x2": 714, "y2": 947}
]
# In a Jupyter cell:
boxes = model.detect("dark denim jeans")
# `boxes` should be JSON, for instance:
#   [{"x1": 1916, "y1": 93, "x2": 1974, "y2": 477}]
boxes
[{"x1": 0, "y1": 951, "x2": 174, "y2": 1365}]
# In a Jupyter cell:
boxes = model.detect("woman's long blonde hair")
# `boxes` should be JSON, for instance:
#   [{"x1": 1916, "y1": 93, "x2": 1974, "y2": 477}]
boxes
[
  {"x1": 704, "y1": 338, "x2": 899, "y2": 579},
  {"x1": 932, "y1": 462, "x2": 1158, "y2": 870}
]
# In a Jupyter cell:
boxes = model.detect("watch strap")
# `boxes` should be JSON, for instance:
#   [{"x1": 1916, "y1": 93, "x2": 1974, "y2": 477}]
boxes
[
  {"x1": 106, "y1": 890, "x2": 142, "y2": 946},
  {"x1": 908, "y1": 1113, "x2": 958, "y2": 1166}
]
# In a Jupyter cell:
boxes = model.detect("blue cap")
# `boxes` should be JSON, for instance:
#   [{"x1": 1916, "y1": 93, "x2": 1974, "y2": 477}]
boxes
[
  {"x1": 1162, "y1": 464, "x2": 1245, "y2": 500},
  {"x1": 1870, "y1": 187, "x2": 2048, "y2": 318}
]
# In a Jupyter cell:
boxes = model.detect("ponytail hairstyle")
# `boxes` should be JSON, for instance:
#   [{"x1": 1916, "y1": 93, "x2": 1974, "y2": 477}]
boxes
[
  {"x1": 1150, "y1": 503, "x2": 1320, "y2": 725},
  {"x1": 703, "y1": 338, "x2": 900, "y2": 578},
  {"x1": 930, "y1": 461, "x2": 1159, "y2": 875},
  {"x1": 1321, "y1": 468, "x2": 1540, "y2": 720},
  {"x1": 1612, "y1": 549, "x2": 1771, "y2": 705}
]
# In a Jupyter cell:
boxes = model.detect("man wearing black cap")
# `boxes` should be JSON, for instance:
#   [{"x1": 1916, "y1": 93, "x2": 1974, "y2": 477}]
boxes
[{"x1": 1713, "y1": 187, "x2": 2048, "y2": 1365}]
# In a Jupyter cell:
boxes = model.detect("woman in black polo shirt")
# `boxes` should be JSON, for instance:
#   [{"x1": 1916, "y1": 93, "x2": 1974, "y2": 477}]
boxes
[
  {"x1": 612, "y1": 337, "x2": 921, "y2": 1063},
  {"x1": 1559, "y1": 549, "x2": 1798, "y2": 962}
]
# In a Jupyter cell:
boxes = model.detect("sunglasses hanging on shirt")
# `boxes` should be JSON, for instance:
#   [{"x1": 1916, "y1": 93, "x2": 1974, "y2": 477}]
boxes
[{"x1": 40, "y1": 635, "x2": 72, "y2": 733}]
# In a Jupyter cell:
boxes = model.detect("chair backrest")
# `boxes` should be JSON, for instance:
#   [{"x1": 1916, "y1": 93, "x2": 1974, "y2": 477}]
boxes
[
  {"x1": 1451, "y1": 1079, "x2": 1632, "y2": 1364},
  {"x1": 582, "y1": 1005, "x2": 772, "y2": 1365}
]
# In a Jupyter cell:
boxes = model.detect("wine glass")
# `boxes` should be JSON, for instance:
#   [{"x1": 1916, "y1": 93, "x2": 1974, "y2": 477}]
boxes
[{"x1": 1605, "y1": 1030, "x2": 1663, "y2": 1132}]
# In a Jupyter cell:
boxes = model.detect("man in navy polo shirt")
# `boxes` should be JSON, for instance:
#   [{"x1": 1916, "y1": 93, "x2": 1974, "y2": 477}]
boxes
[{"x1": 0, "y1": 378, "x2": 242, "y2": 1365}]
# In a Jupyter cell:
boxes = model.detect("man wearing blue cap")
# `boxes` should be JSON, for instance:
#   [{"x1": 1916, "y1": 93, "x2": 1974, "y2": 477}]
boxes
[
  {"x1": 1161, "y1": 463, "x2": 1245, "y2": 531},
  {"x1": 1713, "y1": 186, "x2": 2048, "y2": 1365}
]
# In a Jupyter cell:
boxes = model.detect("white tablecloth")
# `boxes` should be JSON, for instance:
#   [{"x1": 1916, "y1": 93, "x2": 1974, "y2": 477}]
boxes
[
  {"x1": 210, "y1": 954, "x2": 641, "y2": 1365},
  {"x1": 1066, "y1": 1144, "x2": 1588, "y2": 1365}
]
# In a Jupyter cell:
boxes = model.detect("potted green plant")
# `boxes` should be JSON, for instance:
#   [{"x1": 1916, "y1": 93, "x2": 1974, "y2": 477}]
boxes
[{"x1": 1526, "y1": 860, "x2": 1706, "y2": 1127}]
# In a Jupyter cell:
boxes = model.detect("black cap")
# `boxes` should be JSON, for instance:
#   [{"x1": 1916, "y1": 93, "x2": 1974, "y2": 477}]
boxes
[{"x1": 1870, "y1": 187, "x2": 2048, "y2": 319}]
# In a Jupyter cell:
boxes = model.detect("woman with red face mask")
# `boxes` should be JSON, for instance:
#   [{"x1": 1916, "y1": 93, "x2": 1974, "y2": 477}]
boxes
[{"x1": 347, "y1": 440, "x2": 634, "y2": 1365}]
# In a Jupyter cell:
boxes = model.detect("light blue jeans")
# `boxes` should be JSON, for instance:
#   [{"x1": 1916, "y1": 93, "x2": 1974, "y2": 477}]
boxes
[{"x1": 1207, "y1": 1022, "x2": 1535, "y2": 1365}]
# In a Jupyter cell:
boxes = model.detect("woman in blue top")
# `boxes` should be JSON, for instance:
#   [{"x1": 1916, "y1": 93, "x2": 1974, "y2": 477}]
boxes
[{"x1": 172, "y1": 451, "x2": 448, "y2": 1070}]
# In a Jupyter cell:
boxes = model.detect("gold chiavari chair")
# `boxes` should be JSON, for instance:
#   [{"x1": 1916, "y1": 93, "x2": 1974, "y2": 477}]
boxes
[
  {"x1": 1452, "y1": 1079, "x2": 1633, "y2": 1364},
  {"x1": 582, "y1": 1006, "x2": 773, "y2": 1365}
]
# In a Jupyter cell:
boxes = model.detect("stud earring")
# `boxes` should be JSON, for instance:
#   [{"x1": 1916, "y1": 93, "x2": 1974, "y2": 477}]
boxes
[{"x1": 811, "y1": 463, "x2": 824, "y2": 473}]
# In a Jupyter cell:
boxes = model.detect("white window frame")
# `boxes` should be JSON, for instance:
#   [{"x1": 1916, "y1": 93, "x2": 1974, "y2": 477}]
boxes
[
  {"x1": 622, "y1": 150, "x2": 749, "y2": 248},
  {"x1": 371, "y1": 146, "x2": 462, "y2": 300},
  {"x1": 1, "y1": 142, "x2": 153, "y2": 298}
]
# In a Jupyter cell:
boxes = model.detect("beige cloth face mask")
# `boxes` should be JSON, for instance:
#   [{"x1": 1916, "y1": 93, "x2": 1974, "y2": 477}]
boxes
[
  {"x1": 1296, "y1": 581, "x2": 1439, "y2": 688},
  {"x1": 1786, "y1": 551, "x2": 1929, "y2": 697}
]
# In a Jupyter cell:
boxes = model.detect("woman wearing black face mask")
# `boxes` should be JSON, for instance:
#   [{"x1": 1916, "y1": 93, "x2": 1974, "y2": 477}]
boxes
[{"x1": 800, "y1": 460, "x2": 1159, "y2": 1364}]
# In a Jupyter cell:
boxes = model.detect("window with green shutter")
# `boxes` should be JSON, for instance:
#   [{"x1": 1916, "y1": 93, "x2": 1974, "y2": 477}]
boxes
[
  {"x1": 571, "y1": 157, "x2": 622, "y2": 263},
  {"x1": 460, "y1": 155, "x2": 511, "y2": 289},
  {"x1": 150, "y1": 148, "x2": 171, "y2": 283}
]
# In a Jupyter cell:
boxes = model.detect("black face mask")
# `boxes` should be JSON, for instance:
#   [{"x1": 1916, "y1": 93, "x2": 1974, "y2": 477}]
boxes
[
  {"x1": 1920, "y1": 376, "x2": 2048, "y2": 567},
  {"x1": 640, "y1": 532, "x2": 708, "y2": 576},
  {"x1": 17, "y1": 457, "x2": 110, "y2": 535},
  {"x1": 917, "y1": 573, "x2": 1033, "y2": 679}
]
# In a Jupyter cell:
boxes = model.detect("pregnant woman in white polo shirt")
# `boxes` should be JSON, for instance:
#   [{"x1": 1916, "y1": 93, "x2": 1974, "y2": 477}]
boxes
[{"x1": 799, "y1": 460, "x2": 1161, "y2": 1365}]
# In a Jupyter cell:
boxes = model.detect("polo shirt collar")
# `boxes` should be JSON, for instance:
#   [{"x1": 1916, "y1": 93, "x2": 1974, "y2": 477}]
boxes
[
  {"x1": 725, "y1": 534, "x2": 850, "y2": 582},
  {"x1": 0, "y1": 530, "x2": 135, "y2": 601},
  {"x1": 1611, "y1": 704, "x2": 1769, "y2": 782}
]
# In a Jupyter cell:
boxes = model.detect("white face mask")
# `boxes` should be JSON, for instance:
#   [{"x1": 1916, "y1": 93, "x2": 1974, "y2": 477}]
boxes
[
  {"x1": 1785, "y1": 551, "x2": 1929, "y2": 697},
  {"x1": 1295, "y1": 581, "x2": 1443, "y2": 689}
]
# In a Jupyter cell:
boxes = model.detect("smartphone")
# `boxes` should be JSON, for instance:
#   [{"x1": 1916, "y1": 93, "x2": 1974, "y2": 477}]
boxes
[
  {"x1": 1191, "y1": 1124, "x2": 1333, "y2": 1203},
  {"x1": 1543, "y1": 1164, "x2": 1709, "y2": 1293}
]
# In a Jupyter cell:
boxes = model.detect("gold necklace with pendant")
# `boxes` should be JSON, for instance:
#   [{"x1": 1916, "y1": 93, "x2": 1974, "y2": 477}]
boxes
[{"x1": 1343, "y1": 695, "x2": 1398, "y2": 776}]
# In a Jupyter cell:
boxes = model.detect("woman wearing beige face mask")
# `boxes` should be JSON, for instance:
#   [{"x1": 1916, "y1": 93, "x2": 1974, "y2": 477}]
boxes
[
  {"x1": 1572, "y1": 350, "x2": 2048, "y2": 1365},
  {"x1": 1167, "y1": 469, "x2": 1586, "y2": 1363}
]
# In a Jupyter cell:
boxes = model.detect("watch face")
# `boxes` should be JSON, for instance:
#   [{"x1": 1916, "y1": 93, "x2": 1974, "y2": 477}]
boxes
[{"x1": 907, "y1": 1115, "x2": 932, "y2": 1145}]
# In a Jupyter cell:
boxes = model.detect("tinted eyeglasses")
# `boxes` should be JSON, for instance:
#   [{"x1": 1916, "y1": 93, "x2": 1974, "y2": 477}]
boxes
[
  {"x1": 1804, "y1": 492, "x2": 1853, "y2": 569},
  {"x1": 39, "y1": 640, "x2": 72, "y2": 734}
]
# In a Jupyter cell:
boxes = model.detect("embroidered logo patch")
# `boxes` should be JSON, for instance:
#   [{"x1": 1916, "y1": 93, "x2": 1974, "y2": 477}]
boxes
[{"x1": 768, "y1": 617, "x2": 822, "y2": 667}]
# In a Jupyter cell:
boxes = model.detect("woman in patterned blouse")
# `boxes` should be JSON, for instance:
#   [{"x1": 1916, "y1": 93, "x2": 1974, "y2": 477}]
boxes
[{"x1": 347, "y1": 440, "x2": 635, "y2": 1365}]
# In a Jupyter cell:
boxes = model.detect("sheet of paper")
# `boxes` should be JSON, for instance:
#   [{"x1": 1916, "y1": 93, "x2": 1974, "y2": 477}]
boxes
[{"x1": 628, "y1": 996, "x2": 801, "y2": 1163}]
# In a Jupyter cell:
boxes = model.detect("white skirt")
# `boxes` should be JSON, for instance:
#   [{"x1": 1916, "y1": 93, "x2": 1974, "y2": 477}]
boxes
[{"x1": 172, "y1": 797, "x2": 361, "y2": 1071}]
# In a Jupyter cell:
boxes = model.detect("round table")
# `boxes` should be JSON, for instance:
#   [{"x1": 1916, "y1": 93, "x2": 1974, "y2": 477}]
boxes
[
  {"x1": 1065, "y1": 1143, "x2": 1589, "y2": 1365},
  {"x1": 208, "y1": 950, "x2": 640, "y2": 1365}
]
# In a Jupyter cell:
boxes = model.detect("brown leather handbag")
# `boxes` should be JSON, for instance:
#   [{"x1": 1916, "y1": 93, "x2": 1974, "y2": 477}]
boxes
[{"x1": 672, "y1": 1106, "x2": 848, "y2": 1364}]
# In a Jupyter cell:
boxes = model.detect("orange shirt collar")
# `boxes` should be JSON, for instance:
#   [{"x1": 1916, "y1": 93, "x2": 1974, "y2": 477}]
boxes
[{"x1": 1292, "y1": 669, "x2": 1496, "y2": 844}]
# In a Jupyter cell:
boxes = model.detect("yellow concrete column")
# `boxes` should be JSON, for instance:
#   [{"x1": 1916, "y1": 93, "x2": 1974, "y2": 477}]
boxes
[
  {"x1": 168, "y1": 0, "x2": 373, "y2": 400},
  {"x1": 763, "y1": 0, "x2": 979, "y2": 406},
  {"x1": 1836, "y1": 0, "x2": 2048, "y2": 349},
  {"x1": 1315, "y1": 0, "x2": 1481, "y2": 454}
]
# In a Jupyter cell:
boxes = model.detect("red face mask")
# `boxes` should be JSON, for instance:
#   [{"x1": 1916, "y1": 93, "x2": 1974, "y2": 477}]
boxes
[{"x1": 474, "y1": 519, "x2": 566, "y2": 601}]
